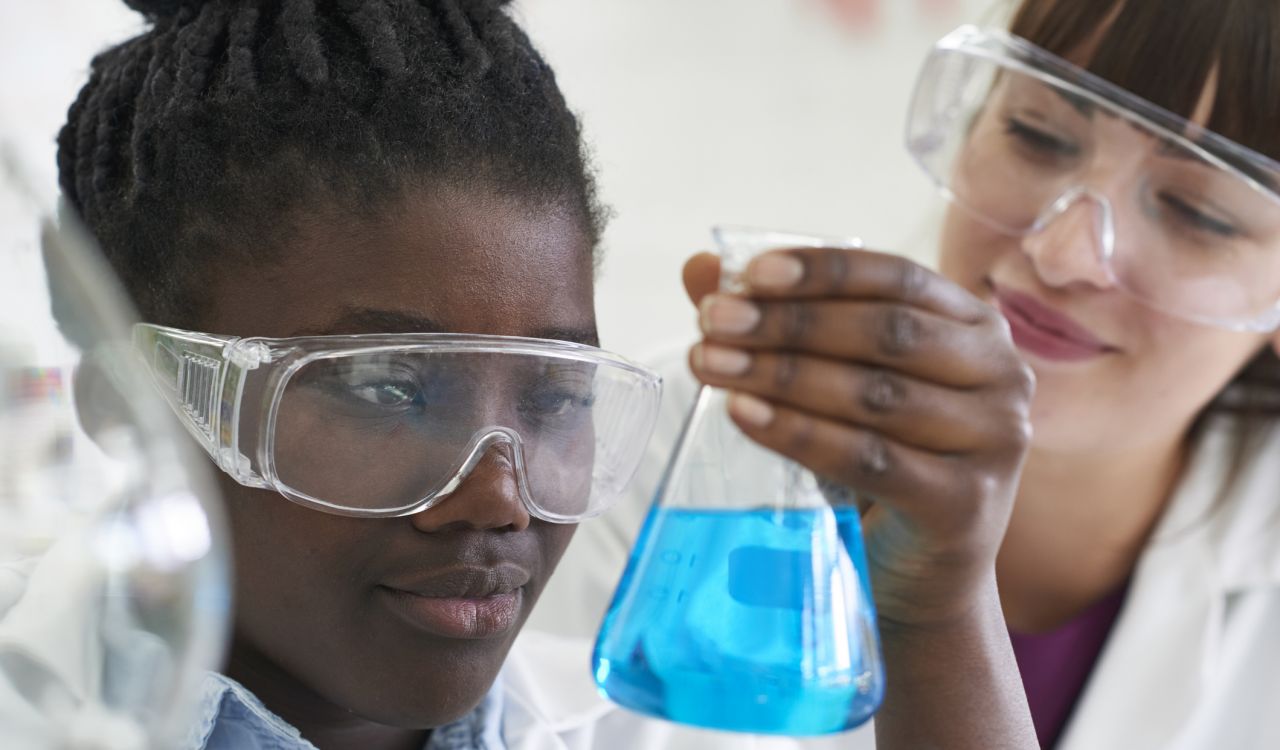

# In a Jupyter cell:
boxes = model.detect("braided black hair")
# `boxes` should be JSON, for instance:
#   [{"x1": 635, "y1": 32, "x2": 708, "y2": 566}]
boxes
[{"x1": 58, "y1": 0, "x2": 605, "y2": 327}]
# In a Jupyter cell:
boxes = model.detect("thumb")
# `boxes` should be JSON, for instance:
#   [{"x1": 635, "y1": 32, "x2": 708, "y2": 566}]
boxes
[{"x1": 682, "y1": 252, "x2": 721, "y2": 306}]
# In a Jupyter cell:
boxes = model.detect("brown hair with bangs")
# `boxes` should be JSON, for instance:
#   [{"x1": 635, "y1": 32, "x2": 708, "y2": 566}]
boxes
[{"x1": 1008, "y1": 0, "x2": 1280, "y2": 502}]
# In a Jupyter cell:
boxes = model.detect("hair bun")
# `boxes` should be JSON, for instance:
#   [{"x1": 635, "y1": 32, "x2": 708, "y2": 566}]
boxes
[{"x1": 123, "y1": 0, "x2": 207, "y2": 20}]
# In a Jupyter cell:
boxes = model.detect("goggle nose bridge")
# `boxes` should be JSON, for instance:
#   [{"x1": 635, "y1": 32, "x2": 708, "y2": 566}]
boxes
[
  {"x1": 1026, "y1": 185, "x2": 1118, "y2": 271},
  {"x1": 418, "y1": 425, "x2": 539, "y2": 515}
]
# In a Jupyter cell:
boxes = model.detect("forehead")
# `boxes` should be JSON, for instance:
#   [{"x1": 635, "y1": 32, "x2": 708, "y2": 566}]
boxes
[{"x1": 197, "y1": 186, "x2": 597, "y2": 342}]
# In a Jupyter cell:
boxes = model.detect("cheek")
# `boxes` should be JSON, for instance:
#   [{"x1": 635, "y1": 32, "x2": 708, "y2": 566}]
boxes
[
  {"x1": 219, "y1": 478, "x2": 368, "y2": 625},
  {"x1": 1138, "y1": 318, "x2": 1269, "y2": 403},
  {"x1": 937, "y1": 208, "x2": 1007, "y2": 292},
  {"x1": 532, "y1": 522, "x2": 577, "y2": 591}
]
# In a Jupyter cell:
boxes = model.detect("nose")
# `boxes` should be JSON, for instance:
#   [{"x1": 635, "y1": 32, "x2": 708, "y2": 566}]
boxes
[
  {"x1": 1021, "y1": 189, "x2": 1117, "y2": 290},
  {"x1": 409, "y1": 445, "x2": 532, "y2": 533}
]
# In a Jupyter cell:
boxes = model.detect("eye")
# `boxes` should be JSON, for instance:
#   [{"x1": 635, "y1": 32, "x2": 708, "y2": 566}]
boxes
[
  {"x1": 519, "y1": 371, "x2": 596, "y2": 423},
  {"x1": 346, "y1": 380, "x2": 421, "y2": 408},
  {"x1": 1156, "y1": 191, "x2": 1241, "y2": 238},
  {"x1": 521, "y1": 388, "x2": 594, "y2": 418},
  {"x1": 1003, "y1": 116, "x2": 1081, "y2": 160},
  {"x1": 298, "y1": 361, "x2": 428, "y2": 415}
]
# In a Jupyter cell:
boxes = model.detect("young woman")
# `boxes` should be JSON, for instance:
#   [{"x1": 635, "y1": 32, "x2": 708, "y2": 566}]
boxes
[
  {"x1": 553, "y1": 0, "x2": 1280, "y2": 748},
  {"x1": 55, "y1": 0, "x2": 1036, "y2": 748}
]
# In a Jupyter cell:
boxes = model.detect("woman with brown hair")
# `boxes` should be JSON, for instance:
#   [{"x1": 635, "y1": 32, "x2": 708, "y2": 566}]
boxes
[
  {"x1": 919, "y1": 2, "x2": 1280, "y2": 747},
  {"x1": 555, "y1": 0, "x2": 1280, "y2": 747}
]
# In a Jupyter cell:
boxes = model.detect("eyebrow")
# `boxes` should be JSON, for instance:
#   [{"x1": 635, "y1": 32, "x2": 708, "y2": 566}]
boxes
[
  {"x1": 294, "y1": 307, "x2": 601, "y2": 347},
  {"x1": 1037, "y1": 78, "x2": 1280, "y2": 193},
  {"x1": 1050, "y1": 85, "x2": 1095, "y2": 118},
  {"x1": 1155, "y1": 136, "x2": 1280, "y2": 192}
]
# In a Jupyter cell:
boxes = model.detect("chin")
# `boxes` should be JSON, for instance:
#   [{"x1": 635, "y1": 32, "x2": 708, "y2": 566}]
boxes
[
  {"x1": 1026, "y1": 392, "x2": 1111, "y2": 455},
  {"x1": 349, "y1": 680, "x2": 498, "y2": 730},
  {"x1": 329, "y1": 635, "x2": 517, "y2": 729}
]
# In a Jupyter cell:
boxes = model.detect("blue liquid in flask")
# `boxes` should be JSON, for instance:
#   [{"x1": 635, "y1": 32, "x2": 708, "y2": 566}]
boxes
[{"x1": 593, "y1": 506, "x2": 884, "y2": 736}]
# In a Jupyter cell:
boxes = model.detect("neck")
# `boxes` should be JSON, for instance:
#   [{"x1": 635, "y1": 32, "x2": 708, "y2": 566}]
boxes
[
  {"x1": 997, "y1": 429, "x2": 1191, "y2": 632},
  {"x1": 225, "y1": 639, "x2": 429, "y2": 750}
]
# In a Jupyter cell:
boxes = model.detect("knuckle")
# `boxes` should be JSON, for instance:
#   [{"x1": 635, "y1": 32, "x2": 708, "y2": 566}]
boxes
[
  {"x1": 816, "y1": 474, "x2": 859, "y2": 507},
  {"x1": 1014, "y1": 416, "x2": 1034, "y2": 451},
  {"x1": 971, "y1": 392, "x2": 1033, "y2": 456},
  {"x1": 822, "y1": 249, "x2": 852, "y2": 293},
  {"x1": 947, "y1": 462, "x2": 1000, "y2": 509},
  {"x1": 895, "y1": 259, "x2": 929, "y2": 303},
  {"x1": 859, "y1": 368, "x2": 905, "y2": 414},
  {"x1": 779, "y1": 301, "x2": 813, "y2": 344},
  {"x1": 784, "y1": 414, "x2": 817, "y2": 454},
  {"x1": 978, "y1": 400, "x2": 1033, "y2": 466},
  {"x1": 1012, "y1": 363, "x2": 1037, "y2": 399},
  {"x1": 994, "y1": 359, "x2": 1036, "y2": 401},
  {"x1": 1005, "y1": 409, "x2": 1034, "y2": 452},
  {"x1": 852, "y1": 432, "x2": 893, "y2": 480},
  {"x1": 772, "y1": 353, "x2": 801, "y2": 391},
  {"x1": 984, "y1": 302, "x2": 1012, "y2": 335},
  {"x1": 877, "y1": 306, "x2": 924, "y2": 357}
]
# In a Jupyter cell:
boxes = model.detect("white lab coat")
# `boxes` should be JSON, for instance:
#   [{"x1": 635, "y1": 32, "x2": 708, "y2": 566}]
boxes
[
  {"x1": 1057, "y1": 416, "x2": 1280, "y2": 750},
  {"x1": 531, "y1": 360, "x2": 1280, "y2": 749}
]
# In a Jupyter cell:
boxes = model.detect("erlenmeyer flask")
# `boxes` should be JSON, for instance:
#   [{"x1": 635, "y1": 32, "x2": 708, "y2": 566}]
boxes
[{"x1": 593, "y1": 227, "x2": 885, "y2": 736}]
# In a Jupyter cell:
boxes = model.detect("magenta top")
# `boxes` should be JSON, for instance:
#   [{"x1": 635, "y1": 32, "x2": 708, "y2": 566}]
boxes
[{"x1": 1008, "y1": 583, "x2": 1130, "y2": 748}]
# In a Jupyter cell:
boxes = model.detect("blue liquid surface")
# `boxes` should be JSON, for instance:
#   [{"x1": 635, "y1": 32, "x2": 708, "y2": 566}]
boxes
[{"x1": 593, "y1": 507, "x2": 884, "y2": 736}]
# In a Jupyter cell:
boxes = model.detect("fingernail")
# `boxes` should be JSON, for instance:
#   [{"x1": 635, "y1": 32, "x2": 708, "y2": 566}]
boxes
[
  {"x1": 748, "y1": 252, "x2": 804, "y2": 289},
  {"x1": 696, "y1": 344, "x2": 752, "y2": 376},
  {"x1": 728, "y1": 392, "x2": 775, "y2": 427},
  {"x1": 700, "y1": 295, "x2": 761, "y2": 335}
]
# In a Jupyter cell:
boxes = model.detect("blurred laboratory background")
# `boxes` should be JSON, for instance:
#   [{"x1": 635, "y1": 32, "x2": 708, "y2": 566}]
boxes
[{"x1": 0, "y1": 0, "x2": 1005, "y2": 364}]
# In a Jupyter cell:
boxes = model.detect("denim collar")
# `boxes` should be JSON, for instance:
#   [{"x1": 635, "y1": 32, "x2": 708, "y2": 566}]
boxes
[{"x1": 184, "y1": 671, "x2": 506, "y2": 750}]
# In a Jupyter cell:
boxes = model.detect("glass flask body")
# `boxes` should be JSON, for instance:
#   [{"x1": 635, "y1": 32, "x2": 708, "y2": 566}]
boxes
[
  {"x1": 0, "y1": 143, "x2": 229, "y2": 749},
  {"x1": 592, "y1": 228, "x2": 885, "y2": 736}
]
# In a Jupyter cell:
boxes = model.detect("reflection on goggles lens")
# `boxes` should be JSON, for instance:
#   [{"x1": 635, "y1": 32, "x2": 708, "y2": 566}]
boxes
[
  {"x1": 911, "y1": 43, "x2": 1280, "y2": 327},
  {"x1": 290, "y1": 355, "x2": 597, "y2": 428},
  {"x1": 272, "y1": 352, "x2": 602, "y2": 517}
]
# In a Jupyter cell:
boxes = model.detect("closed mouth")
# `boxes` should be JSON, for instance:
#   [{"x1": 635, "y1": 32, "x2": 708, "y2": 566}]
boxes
[
  {"x1": 382, "y1": 563, "x2": 531, "y2": 599},
  {"x1": 991, "y1": 282, "x2": 1117, "y2": 360}
]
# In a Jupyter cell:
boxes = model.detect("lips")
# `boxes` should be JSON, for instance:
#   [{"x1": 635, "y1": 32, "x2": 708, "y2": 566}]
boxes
[
  {"x1": 379, "y1": 563, "x2": 531, "y2": 639},
  {"x1": 385, "y1": 564, "x2": 530, "y2": 599},
  {"x1": 992, "y1": 284, "x2": 1116, "y2": 363}
]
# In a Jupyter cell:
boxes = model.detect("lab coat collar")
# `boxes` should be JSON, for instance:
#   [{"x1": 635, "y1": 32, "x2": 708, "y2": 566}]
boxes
[
  {"x1": 1057, "y1": 418, "x2": 1280, "y2": 750},
  {"x1": 1153, "y1": 418, "x2": 1280, "y2": 593}
]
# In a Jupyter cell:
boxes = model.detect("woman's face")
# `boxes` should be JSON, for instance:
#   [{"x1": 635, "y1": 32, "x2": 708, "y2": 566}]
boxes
[
  {"x1": 196, "y1": 186, "x2": 595, "y2": 728},
  {"x1": 937, "y1": 72, "x2": 1280, "y2": 458}
]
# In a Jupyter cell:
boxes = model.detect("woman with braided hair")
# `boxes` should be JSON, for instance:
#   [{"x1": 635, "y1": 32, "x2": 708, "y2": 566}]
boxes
[{"x1": 55, "y1": 0, "x2": 1039, "y2": 748}]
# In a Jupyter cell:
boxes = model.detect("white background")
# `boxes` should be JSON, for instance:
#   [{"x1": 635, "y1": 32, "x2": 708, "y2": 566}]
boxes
[{"x1": 0, "y1": 0, "x2": 1006, "y2": 362}]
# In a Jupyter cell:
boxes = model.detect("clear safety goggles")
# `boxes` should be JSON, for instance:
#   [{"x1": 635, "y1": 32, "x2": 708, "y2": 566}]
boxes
[
  {"x1": 907, "y1": 26, "x2": 1280, "y2": 331},
  {"x1": 133, "y1": 324, "x2": 662, "y2": 522}
]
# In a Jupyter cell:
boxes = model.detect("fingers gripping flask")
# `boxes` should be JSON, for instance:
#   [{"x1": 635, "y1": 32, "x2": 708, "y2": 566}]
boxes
[{"x1": 592, "y1": 228, "x2": 885, "y2": 736}]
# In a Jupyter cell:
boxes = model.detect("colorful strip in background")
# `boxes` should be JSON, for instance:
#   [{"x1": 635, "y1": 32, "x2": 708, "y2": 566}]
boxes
[{"x1": 4, "y1": 367, "x2": 65, "y2": 406}]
